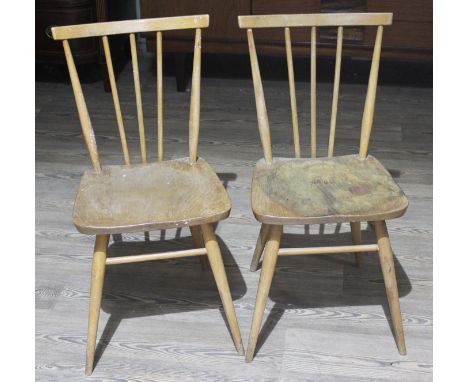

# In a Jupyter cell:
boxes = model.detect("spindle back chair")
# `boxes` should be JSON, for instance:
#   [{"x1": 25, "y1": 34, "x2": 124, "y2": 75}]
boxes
[
  {"x1": 239, "y1": 13, "x2": 408, "y2": 362},
  {"x1": 52, "y1": 15, "x2": 244, "y2": 375}
]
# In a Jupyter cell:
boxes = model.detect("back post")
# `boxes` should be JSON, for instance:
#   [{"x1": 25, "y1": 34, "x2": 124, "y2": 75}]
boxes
[
  {"x1": 62, "y1": 39, "x2": 101, "y2": 172},
  {"x1": 246, "y1": 29, "x2": 273, "y2": 164},
  {"x1": 359, "y1": 25, "x2": 383, "y2": 158},
  {"x1": 189, "y1": 28, "x2": 202, "y2": 163}
]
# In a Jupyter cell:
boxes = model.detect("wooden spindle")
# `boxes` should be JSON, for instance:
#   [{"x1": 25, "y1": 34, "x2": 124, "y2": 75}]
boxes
[
  {"x1": 285, "y1": 28, "x2": 300, "y2": 158},
  {"x1": 129, "y1": 33, "x2": 147, "y2": 163},
  {"x1": 189, "y1": 28, "x2": 202, "y2": 163},
  {"x1": 102, "y1": 36, "x2": 130, "y2": 165},
  {"x1": 328, "y1": 26, "x2": 343, "y2": 158},
  {"x1": 359, "y1": 26, "x2": 383, "y2": 158},
  {"x1": 156, "y1": 31, "x2": 163, "y2": 162},
  {"x1": 247, "y1": 29, "x2": 272, "y2": 164},
  {"x1": 310, "y1": 26, "x2": 317, "y2": 158},
  {"x1": 62, "y1": 40, "x2": 101, "y2": 172}
]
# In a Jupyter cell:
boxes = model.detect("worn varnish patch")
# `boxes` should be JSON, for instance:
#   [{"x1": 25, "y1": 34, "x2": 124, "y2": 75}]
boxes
[
  {"x1": 252, "y1": 155, "x2": 408, "y2": 224},
  {"x1": 73, "y1": 158, "x2": 231, "y2": 234}
]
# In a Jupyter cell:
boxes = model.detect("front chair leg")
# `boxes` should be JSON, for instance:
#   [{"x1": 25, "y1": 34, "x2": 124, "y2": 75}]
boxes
[
  {"x1": 351, "y1": 222, "x2": 363, "y2": 267},
  {"x1": 246, "y1": 225, "x2": 282, "y2": 362},
  {"x1": 374, "y1": 221, "x2": 407, "y2": 355},
  {"x1": 85, "y1": 234, "x2": 110, "y2": 375},
  {"x1": 190, "y1": 225, "x2": 209, "y2": 271},
  {"x1": 200, "y1": 223, "x2": 244, "y2": 355},
  {"x1": 250, "y1": 223, "x2": 270, "y2": 272}
]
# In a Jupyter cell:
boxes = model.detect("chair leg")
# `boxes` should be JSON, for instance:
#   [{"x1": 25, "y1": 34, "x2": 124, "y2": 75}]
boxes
[
  {"x1": 351, "y1": 222, "x2": 363, "y2": 267},
  {"x1": 85, "y1": 234, "x2": 110, "y2": 375},
  {"x1": 374, "y1": 221, "x2": 407, "y2": 355},
  {"x1": 245, "y1": 225, "x2": 282, "y2": 362},
  {"x1": 190, "y1": 225, "x2": 209, "y2": 271},
  {"x1": 200, "y1": 223, "x2": 245, "y2": 355},
  {"x1": 250, "y1": 223, "x2": 270, "y2": 272}
]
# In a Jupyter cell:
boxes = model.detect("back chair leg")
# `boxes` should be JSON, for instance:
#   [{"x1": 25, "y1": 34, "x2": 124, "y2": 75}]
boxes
[
  {"x1": 351, "y1": 222, "x2": 363, "y2": 267},
  {"x1": 190, "y1": 225, "x2": 209, "y2": 271},
  {"x1": 200, "y1": 223, "x2": 245, "y2": 355},
  {"x1": 250, "y1": 223, "x2": 270, "y2": 271},
  {"x1": 374, "y1": 221, "x2": 407, "y2": 355},
  {"x1": 85, "y1": 234, "x2": 110, "y2": 375},
  {"x1": 246, "y1": 225, "x2": 282, "y2": 362}
]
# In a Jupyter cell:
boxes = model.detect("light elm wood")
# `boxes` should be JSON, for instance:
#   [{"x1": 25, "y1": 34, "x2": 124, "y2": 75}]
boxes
[
  {"x1": 250, "y1": 223, "x2": 270, "y2": 272},
  {"x1": 238, "y1": 13, "x2": 393, "y2": 29},
  {"x1": 251, "y1": 155, "x2": 408, "y2": 225},
  {"x1": 190, "y1": 225, "x2": 210, "y2": 270},
  {"x1": 36, "y1": 70, "x2": 433, "y2": 380},
  {"x1": 51, "y1": 15, "x2": 247, "y2": 375},
  {"x1": 375, "y1": 220, "x2": 407, "y2": 355},
  {"x1": 310, "y1": 26, "x2": 317, "y2": 158},
  {"x1": 85, "y1": 234, "x2": 109, "y2": 375},
  {"x1": 200, "y1": 224, "x2": 244, "y2": 355},
  {"x1": 351, "y1": 222, "x2": 363, "y2": 266},
  {"x1": 328, "y1": 26, "x2": 343, "y2": 158},
  {"x1": 242, "y1": 13, "x2": 410, "y2": 362},
  {"x1": 130, "y1": 33, "x2": 147, "y2": 163},
  {"x1": 156, "y1": 31, "x2": 163, "y2": 162},
  {"x1": 102, "y1": 35, "x2": 130, "y2": 165},
  {"x1": 284, "y1": 27, "x2": 300, "y2": 158},
  {"x1": 105, "y1": 247, "x2": 207, "y2": 265},
  {"x1": 247, "y1": 29, "x2": 272, "y2": 164},
  {"x1": 189, "y1": 28, "x2": 202, "y2": 163},
  {"x1": 278, "y1": 244, "x2": 378, "y2": 256},
  {"x1": 359, "y1": 25, "x2": 383, "y2": 159},
  {"x1": 73, "y1": 158, "x2": 231, "y2": 234},
  {"x1": 62, "y1": 39, "x2": 101, "y2": 172},
  {"x1": 51, "y1": 15, "x2": 210, "y2": 40},
  {"x1": 246, "y1": 225, "x2": 282, "y2": 362}
]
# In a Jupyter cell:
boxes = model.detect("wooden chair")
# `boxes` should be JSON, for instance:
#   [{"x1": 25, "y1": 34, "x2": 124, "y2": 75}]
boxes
[
  {"x1": 238, "y1": 13, "x2": 408, "y2": 362},
  {"x1": 51, "y1": 15, "x2": 244, "y2": 375}
]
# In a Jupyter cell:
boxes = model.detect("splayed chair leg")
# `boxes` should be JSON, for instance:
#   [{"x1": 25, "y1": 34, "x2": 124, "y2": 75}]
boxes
[
  {"x1": 246, "y1": 225, "x2": 282, "y2": 362},
  {"x1": 85, "y1": 234, "x2": 109, "y2": 375},
  {"x1": 374, "y1": 220, "x2": 406, "y2": 355}
]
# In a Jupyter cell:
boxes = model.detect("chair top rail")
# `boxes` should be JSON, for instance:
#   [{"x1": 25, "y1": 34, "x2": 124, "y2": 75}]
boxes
[
  {"x1": 238, "y1": 13, "x2": 392, "y2": 29},
  {"x1": 52, "y1": 14, "x2": 209, "y2": 40}
]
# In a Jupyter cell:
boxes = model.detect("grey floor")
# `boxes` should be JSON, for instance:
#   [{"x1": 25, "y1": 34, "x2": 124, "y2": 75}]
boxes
[{"x1": 36, "y1": 52, "x2": 432, "y2": 381}]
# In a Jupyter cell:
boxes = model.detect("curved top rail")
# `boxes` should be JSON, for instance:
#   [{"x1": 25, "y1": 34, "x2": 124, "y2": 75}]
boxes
[
  {"x1": 52, "y1": 14, "x2": 209, "y2": 40},
  {"x1": 238, "y1": 13, "x2": 392, "y2": 29}
]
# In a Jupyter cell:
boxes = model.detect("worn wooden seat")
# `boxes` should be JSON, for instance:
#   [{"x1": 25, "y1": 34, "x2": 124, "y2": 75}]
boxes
[
  {"x1": 52, "y1": 15, "x2": 244, "y2": 375},
  {"x1": 252, "y1": 154, "x2": 408, "y2": 225},
  {"x1": 239, "y1": 12, "x2": 408, "y2": 363},
  {"x1": 74, "y1": 158, "x2": 231, "y2": 234}
]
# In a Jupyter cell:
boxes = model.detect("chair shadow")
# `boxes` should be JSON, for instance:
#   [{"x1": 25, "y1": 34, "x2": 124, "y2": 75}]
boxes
[
  {"x1": 93, "y1": 232, "x2": 246, "y2": 369},
  {"x1": 254, "y1": 223, "x2": 412, "y2": 357}
]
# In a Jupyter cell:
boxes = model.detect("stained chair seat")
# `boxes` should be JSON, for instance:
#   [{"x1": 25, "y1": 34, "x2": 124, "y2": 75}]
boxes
[
  {"x1": 251, "y1": 154, "x2": 408, "y2": 224},
  {"x1": 73, "y1": 158, "x2": 231, "y2": 234}
]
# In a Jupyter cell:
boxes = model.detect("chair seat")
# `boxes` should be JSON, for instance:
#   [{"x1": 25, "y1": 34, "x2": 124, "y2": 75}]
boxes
[
  {"x1": 73, "y1": 158, "x2": 231, "y2": 234},
  {"x1": 251, "y1": 154, "x2": 408, "y2": 224}
]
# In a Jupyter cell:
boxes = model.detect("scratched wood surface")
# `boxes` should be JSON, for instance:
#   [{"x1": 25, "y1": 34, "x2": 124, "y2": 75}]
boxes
[
  {"x1": 74, "y1": 158, "x2": 231, "y2": 234},
  {"x1": 36, "y1": 47, "x2": 432, "y2": 381},
  {"x1": 252, "y1": 155, "x2": 408, "y2": 225}
]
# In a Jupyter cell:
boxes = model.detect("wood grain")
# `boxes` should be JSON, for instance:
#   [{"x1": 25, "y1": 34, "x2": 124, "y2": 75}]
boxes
[
  {"x1": 52, "y1": 15, "x2": 210, "y2": 40},
  {"x1": 73, "y1": 158, "x2": 231, "y2": 234},
  {"x1": 130, "y1": 33, "x2": 147, "y2": 163},
  {"x1": 251, "y1": 155, "x2": 408, "y2": 225},
  {"x1": 102, "y1": 35, "x2": 130, "y2": 165},
  {"x1": 36, "y1": 51, "x2": 432, "y2": 380},
  {"x1": 238, "y1": 13, "x2": 393, "y2": 29}
]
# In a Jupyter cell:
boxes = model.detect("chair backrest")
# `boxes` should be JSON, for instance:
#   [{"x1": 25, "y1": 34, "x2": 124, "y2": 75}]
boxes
[
  {"x1": 238, "y1": 13, "x2": 393, "y2": 163},
  {"x1": 52, "y1": 15, "x2": 209, "y2": 172}
]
